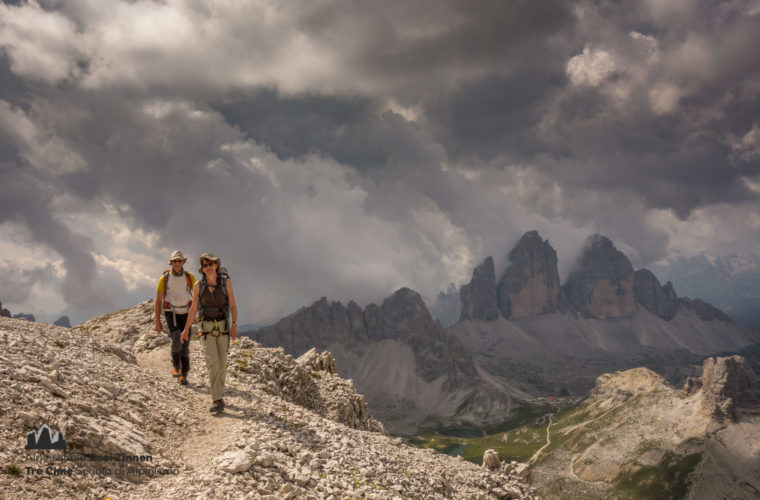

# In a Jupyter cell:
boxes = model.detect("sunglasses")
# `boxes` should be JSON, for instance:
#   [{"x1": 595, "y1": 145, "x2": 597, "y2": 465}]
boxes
[
  {"x1": 202, "y1": 262, "x2": 216, "y2": 268},
  {"x1": 170, "y1": 259, "x2": 184, "y2": 263}
]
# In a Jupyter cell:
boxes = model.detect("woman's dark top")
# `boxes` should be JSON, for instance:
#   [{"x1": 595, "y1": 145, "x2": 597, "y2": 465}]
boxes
[{"x1": 200, "y1": 281, "x2": 228, "y2": 319}]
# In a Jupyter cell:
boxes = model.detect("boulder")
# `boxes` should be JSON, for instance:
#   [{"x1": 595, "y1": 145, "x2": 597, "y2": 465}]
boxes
[
  {"x1": 482, "y1": 449, "x2": 500, "y2": 470},
  {"x1": 215, "y1": 449, "x2": 255, "y2": 473}
]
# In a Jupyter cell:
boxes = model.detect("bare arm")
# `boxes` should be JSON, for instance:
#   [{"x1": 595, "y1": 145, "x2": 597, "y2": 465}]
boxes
[
  {"x1": 226, "y1": 278, "x2": 238, "y2": 340},
  {"x1": 180, "y1": 281, "x2": 201, "y2": 342},
  {"x1": 154, "y1": 290, "x2": 164, "y2": 334}
]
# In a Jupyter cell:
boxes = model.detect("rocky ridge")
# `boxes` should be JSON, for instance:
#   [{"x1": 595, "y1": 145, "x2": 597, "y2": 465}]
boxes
[
  {"x1": 253, "y1": 287, "x2": 508, "y2": 434},
  {"x1": 1, "y1": 302, "x2": 537, "y2": 499}
]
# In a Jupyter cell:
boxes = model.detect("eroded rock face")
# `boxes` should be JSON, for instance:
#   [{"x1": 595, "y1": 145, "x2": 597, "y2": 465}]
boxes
[
  {"x1": 0, "y1": 301, "x2": 10, "y2": 318},
  {"x1": 633, "y1": 269, "x2": 679, "y2": 320},
  {"x1": 228, "y1": 338, "x2": 384, "y2": 433},
  {"x1": 563, "y1": 234, "x2": 635, "y2": 319},
  {"x1": 459, "y1": 257, "x2": 499, "y2": 321},
  {"x1": 497, "y1": 231, "x2": 560, "y2": 319},
  {"x1": 683, "y1": 355, "x2": 760, "y2": 419}
]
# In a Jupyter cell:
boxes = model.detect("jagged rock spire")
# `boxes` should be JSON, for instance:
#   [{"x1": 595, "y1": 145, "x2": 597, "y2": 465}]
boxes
[
  {"x1": 633, "y1": 269, "x2": 679, "y2": 320},
  {"x1": 459, "y1": 256, "x2": 499, "y2": 321}
]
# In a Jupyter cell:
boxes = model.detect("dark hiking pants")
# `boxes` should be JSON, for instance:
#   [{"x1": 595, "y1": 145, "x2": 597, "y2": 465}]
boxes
[{"x1": 165, "y1": 312, "x2": 190, "y2": 375}]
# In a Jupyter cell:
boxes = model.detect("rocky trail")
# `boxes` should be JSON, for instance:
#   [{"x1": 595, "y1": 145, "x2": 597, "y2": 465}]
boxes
[
  {"x1": 526, "y1": 414, "x2": 554, "y2": 466},
  {"x1": 135, "y1": 343, "x2": 243, "y2": 472}
]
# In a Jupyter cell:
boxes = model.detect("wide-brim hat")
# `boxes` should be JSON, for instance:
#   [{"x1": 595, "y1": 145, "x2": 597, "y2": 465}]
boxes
[
  {"x1": 169, "y1": 250, "x2": 187, "y2": 264},
  {"x1": 198, "y1": 252, "x2": 221, "y2": 273}
]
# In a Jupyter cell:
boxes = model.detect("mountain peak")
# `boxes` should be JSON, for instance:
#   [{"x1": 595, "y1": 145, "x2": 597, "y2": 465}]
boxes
[
  {"x1": 497, "y1": 230, "x2": 560, "y2": 319},
  {"x1": 563, "y1": 233, "x2": 635, "y2": 318}
]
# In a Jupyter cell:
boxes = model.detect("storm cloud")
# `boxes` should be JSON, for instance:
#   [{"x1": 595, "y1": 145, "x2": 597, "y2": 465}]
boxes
[{"x1": 1, "y1": 0, "x2": 759, "y2": 323}]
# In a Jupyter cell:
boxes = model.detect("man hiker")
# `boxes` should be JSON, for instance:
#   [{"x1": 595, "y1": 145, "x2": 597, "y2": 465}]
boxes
[{"x1": 155, "y1": 250, "x2": 196, "y2": 385}]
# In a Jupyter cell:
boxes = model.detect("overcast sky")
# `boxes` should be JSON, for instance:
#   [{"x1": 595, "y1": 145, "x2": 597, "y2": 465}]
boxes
[{"x1": 1, "y1": 0, "x2": 759, "y2": 325}]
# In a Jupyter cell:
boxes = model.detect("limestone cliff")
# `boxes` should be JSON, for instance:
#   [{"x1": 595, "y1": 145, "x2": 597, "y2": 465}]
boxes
[
  {"x1": 496, "y1": 231, "x2": 561, "y2": 319},
  {"x1": 563, "y1": 234, "x2": 635, "y2": 319}
]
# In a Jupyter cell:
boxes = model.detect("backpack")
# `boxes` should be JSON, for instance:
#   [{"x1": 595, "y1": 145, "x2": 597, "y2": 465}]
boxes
[
  {"x1": 199, "y1": 267, "x2": 230, "y2": 321},
  {"x1": 161, "y1": 270, "x2": 194, "y2": 311}
]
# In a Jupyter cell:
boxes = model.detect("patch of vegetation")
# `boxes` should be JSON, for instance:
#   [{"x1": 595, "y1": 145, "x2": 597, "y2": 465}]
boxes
[
  {"x1": 7, "y1": 465, "x2": 21, "y2": 476},
  {"x1": 410, "y1": 399, "x2": 585, "y2": 464},
  {"x1": 613, "y1": 452, "x2": 702, "y2": 500},
  {"x1": 482, "y1": 402, "x2": 557, "y2": 434},
  {"x1": 55, "y1": 340, "x2": 67, "y2": 348},
  {"x1": 311, "y1": 371, "x2": 322, "y2": 379}
]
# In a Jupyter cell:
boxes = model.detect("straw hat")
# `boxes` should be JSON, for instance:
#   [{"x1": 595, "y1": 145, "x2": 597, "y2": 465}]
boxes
[
  {"x1": 168, "y1": 250, "x2": 187, "y2": 264},
  {"x1": 198, "y1": 252, "x2": 221, "y2": 273}
]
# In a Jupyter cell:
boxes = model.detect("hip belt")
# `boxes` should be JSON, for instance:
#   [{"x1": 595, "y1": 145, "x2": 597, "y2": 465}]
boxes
[{"x1": 199, "y1": 318, "x2": 228, "y2": 336}]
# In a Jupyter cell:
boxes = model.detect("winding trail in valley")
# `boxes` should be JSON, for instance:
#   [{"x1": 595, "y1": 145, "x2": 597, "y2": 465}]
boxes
[{"x1": 527, "y1": 403, "x2": 560, "y2": 465}]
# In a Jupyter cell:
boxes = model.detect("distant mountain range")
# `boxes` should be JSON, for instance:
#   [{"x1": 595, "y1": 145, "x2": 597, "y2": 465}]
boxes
[
  {"x1": 651, "y1": 252, "x2": 760, "y2": 327},
  {"x1": 247, "y1": 230, "x2": 760, "y2": 434}
]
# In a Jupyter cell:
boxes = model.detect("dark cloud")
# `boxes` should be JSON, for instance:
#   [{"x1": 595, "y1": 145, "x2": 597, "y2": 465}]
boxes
[
  {"x1": 212, "y1": 89, "x2": 388, "y2": 170},
  {"x1": 1, "y1": 0, "x2": 759, "y2": 322},
  {"x1": 0, "y1": 161, "x2": 111, "y2": 308},
  {"x1": 0, "y1": 263, "x2": 54, "y2": 304}
]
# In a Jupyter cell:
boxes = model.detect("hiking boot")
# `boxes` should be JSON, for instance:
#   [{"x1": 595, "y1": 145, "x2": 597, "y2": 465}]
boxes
[
  {"x1": 179, "y1": 375, "x2": 188, "y2": 385},
  {"x1": 172, "y1": 367, "x2": 180, "y2": 378},
  {"x1": 209, "y1": 400, "x2": 224, "y2": 413}
]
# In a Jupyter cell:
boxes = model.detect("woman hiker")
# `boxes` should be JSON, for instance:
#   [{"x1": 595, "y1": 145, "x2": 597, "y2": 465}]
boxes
[{"x1": 181, "y1": 252, "x2": 238, "y2": 413}]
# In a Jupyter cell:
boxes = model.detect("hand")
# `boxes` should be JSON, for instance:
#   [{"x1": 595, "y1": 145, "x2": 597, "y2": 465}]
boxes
[
  {"x1": 180, "y1": 331, "x2": 189, "y2": 343},
  {"x1": 230, "y1": 323, "x2": 238, "y2": 340},
  {"x1": 155, "y1": 320, "x2": 163, "y2": 334}
]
